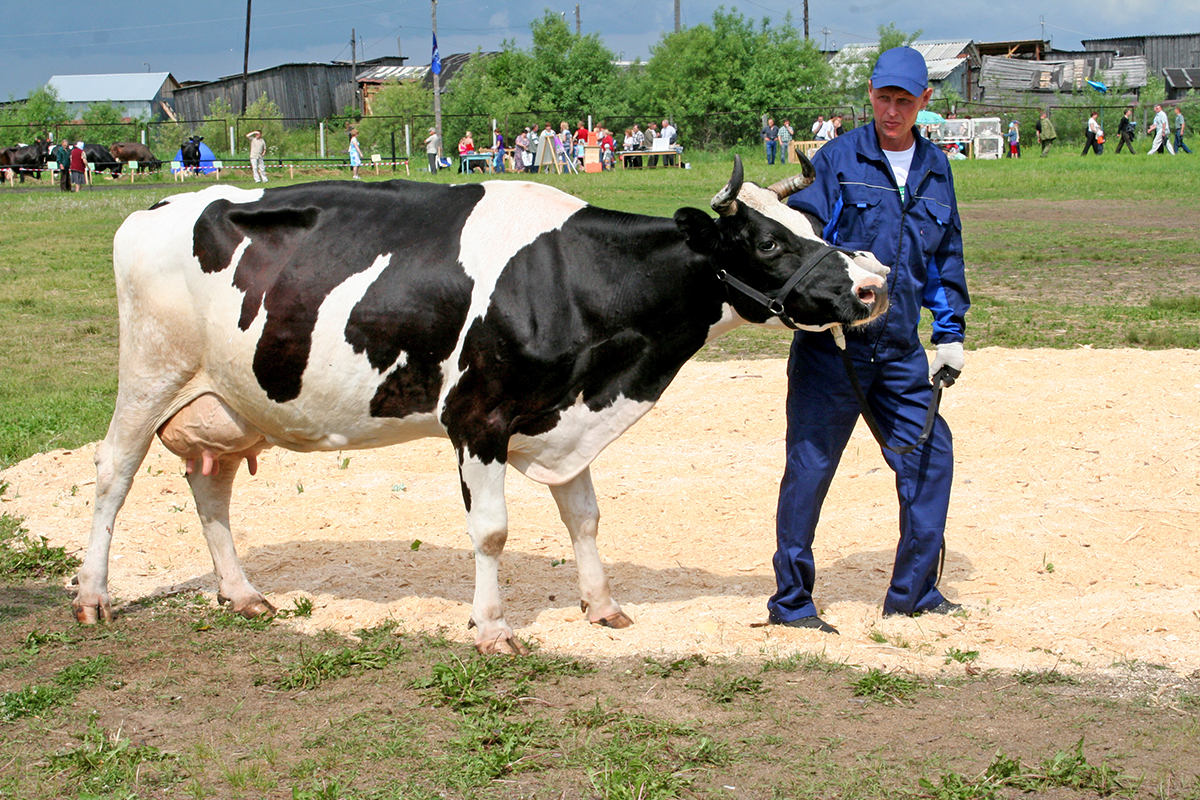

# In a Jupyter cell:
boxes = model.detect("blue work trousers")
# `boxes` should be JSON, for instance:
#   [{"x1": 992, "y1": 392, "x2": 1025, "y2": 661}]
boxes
[
  {"x1": 765, "y1": 140, "x2": 777, "y2": 164},
  {"x1": 770, "y1": 340, "x2": 954, "y2": 619}
]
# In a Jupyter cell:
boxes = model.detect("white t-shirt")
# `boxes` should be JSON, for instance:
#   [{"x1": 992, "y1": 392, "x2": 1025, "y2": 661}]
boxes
[
  {"x1": 883, "y1": 144, "x2": 916, "y2": 200},
  {"x1": 816, "y1": 119, "x2": 835, "y2": 140}
]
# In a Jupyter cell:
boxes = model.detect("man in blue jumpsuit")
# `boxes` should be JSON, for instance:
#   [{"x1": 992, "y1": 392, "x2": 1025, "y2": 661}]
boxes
[{"x1": 771, "y1": 47, "x2": 970, "y2": 633}]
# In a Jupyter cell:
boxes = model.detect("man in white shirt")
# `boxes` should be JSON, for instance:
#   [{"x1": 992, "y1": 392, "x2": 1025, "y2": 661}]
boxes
[
  {"x1": 1148, "y1": 105, "x2": 1173, "y2": 155},
  {"x1": 660, "y1": 119, "x2": 677, "y2": 166}
]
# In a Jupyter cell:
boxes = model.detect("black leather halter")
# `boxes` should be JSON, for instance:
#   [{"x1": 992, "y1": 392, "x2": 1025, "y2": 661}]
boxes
[{"x1": 715, "y1": 243, "x2": 856, "y2": 330}]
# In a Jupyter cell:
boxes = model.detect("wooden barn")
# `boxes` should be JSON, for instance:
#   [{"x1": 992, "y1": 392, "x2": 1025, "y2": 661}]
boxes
[{"x1": 173, "y1": 58, "x2": 407, "y2": 128}]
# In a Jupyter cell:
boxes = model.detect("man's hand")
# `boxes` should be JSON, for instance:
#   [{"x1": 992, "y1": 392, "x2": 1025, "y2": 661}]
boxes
[{"x1": 929, "y1": 342, "x2": 964, "y2": 386}]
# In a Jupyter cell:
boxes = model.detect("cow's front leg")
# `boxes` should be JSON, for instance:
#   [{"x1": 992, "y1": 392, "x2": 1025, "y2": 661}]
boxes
[
  {"x1": 188, "y1": 455, "x2": 275, "y2": 618},
  {"x1": 459, "y1": 451, "x2": 527, "y2": 655},
  {"x1": 550, "y1": 467, "x2": 631, "y2": 629}
]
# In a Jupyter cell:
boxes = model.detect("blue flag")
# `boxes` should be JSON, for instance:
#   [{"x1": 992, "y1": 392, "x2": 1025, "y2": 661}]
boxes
[{"x1": 432, "y1": 33, "x2": 442, "y2": 75}]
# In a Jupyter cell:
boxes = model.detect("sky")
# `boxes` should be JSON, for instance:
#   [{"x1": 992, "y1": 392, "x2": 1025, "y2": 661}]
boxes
[{"x1": 1, "y1": 0, "x2": 1196, "y2": 101}]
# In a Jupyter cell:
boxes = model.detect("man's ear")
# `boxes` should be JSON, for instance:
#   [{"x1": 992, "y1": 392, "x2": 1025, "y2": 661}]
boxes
[{"x1": 674, "y1": 207, "x2": 720, "y2": 254}]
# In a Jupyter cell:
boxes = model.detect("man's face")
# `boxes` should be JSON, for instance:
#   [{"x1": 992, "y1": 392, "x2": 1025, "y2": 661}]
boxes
[{"x1": 869, "y1": 81, "x2": 932, "y2": 148}]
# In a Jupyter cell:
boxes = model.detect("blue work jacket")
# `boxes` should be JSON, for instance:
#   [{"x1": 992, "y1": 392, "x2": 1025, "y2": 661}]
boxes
[{"x1": 785, "y1": 122, "x2": 970, "y2": 362}]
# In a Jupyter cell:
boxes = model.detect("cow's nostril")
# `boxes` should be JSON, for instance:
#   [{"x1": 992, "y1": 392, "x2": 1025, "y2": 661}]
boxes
[{"x1": 857, "y1": 288, "x2": 876, "y2": 305}]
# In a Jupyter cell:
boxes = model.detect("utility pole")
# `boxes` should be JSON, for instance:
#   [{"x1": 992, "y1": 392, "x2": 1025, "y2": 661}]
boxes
[
  {"x1": 240, "y1": 0, "x2": 252, "y2": 115},
  {"x1": 432, "y1": 0, "x2": 441, "y2": 141},
  {"x1": 575, "y1": 4, "x2": 580, "y2": 35},
  {"x1": 674, "y1": 0, "x2": 680, "y2": 32},
  {"x1": 351, "y1": 28, "x2": 358, "y2": 114},
  {"x1": 803, "y1": 0, "x2": 809, "y2": 40}
]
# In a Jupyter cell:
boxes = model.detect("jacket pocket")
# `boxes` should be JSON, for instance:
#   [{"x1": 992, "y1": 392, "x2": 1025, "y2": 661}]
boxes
[
  {"x1": 835, "y1": 184, "x2": 887, "y2": 245},
  {"x1": 913, "y1": 195, "x2": 958, "y2": 258}
]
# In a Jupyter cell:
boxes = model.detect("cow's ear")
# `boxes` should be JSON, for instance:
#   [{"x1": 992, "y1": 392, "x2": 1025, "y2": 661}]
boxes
[{"x1": 674, "y1": 207, "x2": 720, "y2": 254}]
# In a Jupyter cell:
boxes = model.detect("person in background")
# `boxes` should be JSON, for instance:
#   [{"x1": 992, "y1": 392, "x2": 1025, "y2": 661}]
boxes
[
  {"x1": 1007, "y1": 120, "x2": 1020, "y2": 158},
  {"x1": 424, "y1": 127, "x2": 441, "y2": 174},
  {"x1": 492, "y1": 127, "x2": 506, "y2": 173},
  {"x1": 1036, "y1": 109, "x2": 1056, "y2": 156},
  {"x1": 811, "y1": 114, "x2": 824, "y2": 137},
  {"x1": 660, "y1": 118, "x2": 678, "y2": 167},
  {"x1": 645, "y1": 122, "x2": 660, "y2": 167},
  {"x1": 1081, "y1": 111, "x2": 1103, "y2": 156},
  {"x1": 1174, "y1": 107, "x2": 1192, "y2": 154},
  {"x1": 762, "y1": 117, "x2": 779, "y2": 164},
  {"x1": 514, "y1": 127, "x2": 530, "y2": 172},
  {"x1": 349, "y1": 129, "x2": 363, "y2": 179},
  {"x1": 815, "y1": 115, "x2": 835, "y2": 141},
  {"x1": 599, "y1": 126, "x2": 615, "y2": 169},
  {"x1": 778, "y1": 119, "x2": 794, "y2": 164},
  {"x1": 773, "y1": 45, "x2": 969, "y2": 633},
  {"x1": 630, "y1": 123, "x2": 644, "y2": 168},
  {"x1": 457, "y1": 131, "x2": 475, "y2": 155},
  {"x1": 831, "y1": 114, "x2": 844, "y2": 138},
  {"x1": 1148, "y1": 105, "x2": 1172, "y2": 155},
  {"x1": 69, "y1": 141, "x2": 87, "y2": 192},
  {"x1": 247, "y1": 130, "x2": 268, "y2": 182},
  {"x1": 52, "y1": 138, "x2": 71, "y2": 192},
  {"x1": 1116, "y1": 109, "x2": 1136, "y2": 154},
  {"x1": 538, "y1": 123, "x2": 557, "y2": 169}
]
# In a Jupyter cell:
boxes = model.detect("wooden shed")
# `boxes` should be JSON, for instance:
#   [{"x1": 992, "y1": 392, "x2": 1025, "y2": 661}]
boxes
[{"x1": 173, "y1": 58, "x2": 406, "y2": 128}]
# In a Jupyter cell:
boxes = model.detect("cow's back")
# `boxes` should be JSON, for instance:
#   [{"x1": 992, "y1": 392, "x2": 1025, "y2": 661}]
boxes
[{"x1": 113, "y1": 180, "x2": 599, "y2": 453}]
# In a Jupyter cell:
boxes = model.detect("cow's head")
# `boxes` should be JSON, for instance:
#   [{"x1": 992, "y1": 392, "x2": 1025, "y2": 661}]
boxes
[{"x1": 674, "y1": 155, "x2": 888, "y2": 331}]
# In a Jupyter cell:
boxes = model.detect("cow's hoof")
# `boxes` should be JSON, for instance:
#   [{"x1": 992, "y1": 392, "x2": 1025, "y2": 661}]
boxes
[
  {"x1": 592, "y1": 611, "x2": 634, "y2": 629},
  {"x1": 475, "y1": 633, "x2": 531, "y2": 656},
  {"x1": 218, "y1": 594, "x2": 277, "y2": 619},
  {"x1": 73, "y1": 602, "x2": 113, "y2": 625}
]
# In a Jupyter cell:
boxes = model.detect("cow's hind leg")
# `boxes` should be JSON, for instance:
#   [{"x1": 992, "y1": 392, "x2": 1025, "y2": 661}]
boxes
[
  {"x1": 459, "y1": 453, "x2": 527, "y2": 655},
  {"x1": 187, "y1": 456, "x2": 275, "y2": 618},
  {"x1": 550, "y1": 467, "x2": 631, "y2": 629}
]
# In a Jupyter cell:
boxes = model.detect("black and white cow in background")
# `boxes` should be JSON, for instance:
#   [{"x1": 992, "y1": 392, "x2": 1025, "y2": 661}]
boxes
[{"x1": 73, "y1": 156, "x2": 888, "y2": 654}]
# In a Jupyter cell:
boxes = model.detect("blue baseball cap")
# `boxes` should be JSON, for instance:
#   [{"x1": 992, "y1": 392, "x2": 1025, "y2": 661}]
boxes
[{"x1": 871, "y1": 46, "x2": 928, "y2": 97}]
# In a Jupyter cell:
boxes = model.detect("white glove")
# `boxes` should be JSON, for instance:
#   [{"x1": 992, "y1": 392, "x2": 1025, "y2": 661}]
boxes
[{"x1": 929, "y1": 342, "x2": 964, "y2": 385}]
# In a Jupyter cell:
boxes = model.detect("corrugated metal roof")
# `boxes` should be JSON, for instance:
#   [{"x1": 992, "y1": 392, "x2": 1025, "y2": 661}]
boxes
[
  {"x1": 358, "y1": 65, "x2": 428, "y2": 83},
  {"x1": 833, "y1": 40, "x2": 972, "y2": 63},
  {"x1": 926, "y1": 58, "x2": 967, "y2": 81},
  {"x1": 48, "y1": 73, "x2": 173, "y2": 102}
]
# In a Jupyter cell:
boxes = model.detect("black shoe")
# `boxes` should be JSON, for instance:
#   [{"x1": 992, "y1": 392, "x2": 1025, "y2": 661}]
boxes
[
  {"x1": 883, "y1": 600, "x2": 963, "y2": 618},
  {"x1": 768, "y1": 613, "x2": 839, "y2": 634}
]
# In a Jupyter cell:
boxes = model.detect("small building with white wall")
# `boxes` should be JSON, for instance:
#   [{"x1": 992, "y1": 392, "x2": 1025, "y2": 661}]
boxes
[{"x1": 47, "y1": 73, "x2": 180, "y2": 120}]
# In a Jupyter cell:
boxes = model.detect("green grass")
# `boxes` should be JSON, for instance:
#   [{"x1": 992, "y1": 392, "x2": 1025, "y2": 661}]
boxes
[
  {"x1": 0, "y1": 482, "x2": 80, "y2": 578},
  {"x1": 0, "y1": 655, "x2": 112, "y2": 721},
  {"x1": 850, "y1": 667, "x2": 923, "y2": 703}
]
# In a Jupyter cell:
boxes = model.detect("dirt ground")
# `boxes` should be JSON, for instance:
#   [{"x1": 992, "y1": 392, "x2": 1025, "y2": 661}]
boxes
[{"x1": 3, "y1": 347, "x2": 1199, "y2": 680}]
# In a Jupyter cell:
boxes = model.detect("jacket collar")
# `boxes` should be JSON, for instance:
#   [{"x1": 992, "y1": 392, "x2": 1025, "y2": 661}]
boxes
[{"x1": 858, "y1": 121, "x2": 948, "y2": 193}]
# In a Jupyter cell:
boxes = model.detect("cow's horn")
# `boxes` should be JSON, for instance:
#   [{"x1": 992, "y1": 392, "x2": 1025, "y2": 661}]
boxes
[
  {"x1": 710, "y1": 155, "x2": 745, "y2": 216},
  {"x1": 767, "y1": 150, "x2": 817, "y2": 200}
]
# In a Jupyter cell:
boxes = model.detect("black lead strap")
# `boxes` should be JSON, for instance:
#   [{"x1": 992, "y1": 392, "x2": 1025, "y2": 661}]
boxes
[
  {"x1": 830, "y1": 324, "x2": 959, "y2": 456},
  {"x1": 715, "y1": 245, "x2": 856, "y2": 330}
]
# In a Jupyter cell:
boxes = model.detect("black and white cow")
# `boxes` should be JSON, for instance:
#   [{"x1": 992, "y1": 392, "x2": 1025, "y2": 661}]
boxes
[{"x1": 73, "y1": 157, "x2": 888, "y2": 654}]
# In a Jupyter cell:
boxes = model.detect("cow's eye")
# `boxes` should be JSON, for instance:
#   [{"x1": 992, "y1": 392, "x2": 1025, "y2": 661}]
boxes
[{"x1": 757, "y1": 239, "x2": 778, "y2": 252}]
